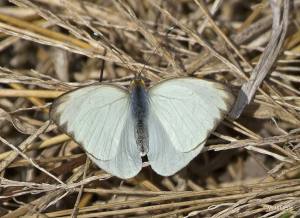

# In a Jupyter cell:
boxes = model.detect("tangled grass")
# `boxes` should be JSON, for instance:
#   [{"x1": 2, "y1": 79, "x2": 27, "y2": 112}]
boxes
[{"x1": 0, "y1": 0, "x2": 299, "y2": 217}]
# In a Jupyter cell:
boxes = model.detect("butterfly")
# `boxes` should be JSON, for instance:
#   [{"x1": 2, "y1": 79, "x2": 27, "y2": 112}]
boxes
[{"x1": 50, "y1": 77, "x2": 234, "y2": 179}]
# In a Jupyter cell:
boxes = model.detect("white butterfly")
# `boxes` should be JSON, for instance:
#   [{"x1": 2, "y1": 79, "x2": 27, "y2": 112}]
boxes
[{"x1": 50, "y1": 77, "x2": 234, "y2": 179}]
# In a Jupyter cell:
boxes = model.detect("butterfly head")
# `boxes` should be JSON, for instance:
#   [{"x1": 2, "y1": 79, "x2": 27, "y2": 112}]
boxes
[{"x1": 130, "y1": 77, "x2": 146, "y2": 90}]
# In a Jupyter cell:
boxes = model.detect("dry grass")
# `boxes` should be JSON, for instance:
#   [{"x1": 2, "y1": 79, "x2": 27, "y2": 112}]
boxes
[{"x1": 0, "y1": 0, "x2": 300, "y2": 217}]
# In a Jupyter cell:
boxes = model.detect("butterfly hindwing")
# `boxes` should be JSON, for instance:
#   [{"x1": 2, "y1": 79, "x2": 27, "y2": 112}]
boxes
[
  {"x1": 147, "y1": 111, "x2": 204, "y2": 176},
  {"x1": 88, "y1": 114, "x2": 142, "y2": 179}
]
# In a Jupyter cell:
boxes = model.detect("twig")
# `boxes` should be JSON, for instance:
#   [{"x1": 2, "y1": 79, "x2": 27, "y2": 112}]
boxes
[{"x1": 0, "y1": 134, "x2": 65, "y2": 185}]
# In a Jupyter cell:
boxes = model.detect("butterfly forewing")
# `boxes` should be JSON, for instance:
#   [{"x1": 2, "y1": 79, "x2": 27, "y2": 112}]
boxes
[{"x1": 50, "y1": 85, "x2": 131, "y2": 161}]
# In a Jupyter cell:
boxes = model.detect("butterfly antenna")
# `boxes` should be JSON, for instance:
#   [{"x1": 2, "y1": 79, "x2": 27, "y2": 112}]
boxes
[
  {"x1": 99, "y1": 48, "x2": 107, "y2": 82},
  {"x1": 138, "y1": 26, "x2": 176, "y2": 79},
  {"x1": 83, "y1": 27, "x2": 134, "y2": 83},
  {"x1": 76, "y1": 5, "x2": 158, "y2": 84}
]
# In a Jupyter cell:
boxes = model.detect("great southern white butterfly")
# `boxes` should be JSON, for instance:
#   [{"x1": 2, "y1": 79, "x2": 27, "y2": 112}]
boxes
[{"x1": 50, "y1": 77, "x2": 234, "y2": 179}]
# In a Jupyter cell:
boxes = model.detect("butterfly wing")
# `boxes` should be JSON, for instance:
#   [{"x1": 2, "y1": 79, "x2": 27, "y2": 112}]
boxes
[
  {"x1": 50, "y1": 84, "x2": 142, "y2": 178},
  {"x1": 88, "y1": 114, "x2": 142, "y2": 179},
  {"x1": 148, "y1": 78, "x2": 234, "y2": 153},
  {"x1": 147, "y1": 111, "x2": 204, "y2": 176}
]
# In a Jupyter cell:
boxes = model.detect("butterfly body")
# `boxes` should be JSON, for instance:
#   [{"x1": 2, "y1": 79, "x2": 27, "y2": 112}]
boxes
[
  {"x1": 50, "y1": 77, "x2": 234, "y2": 179},
  {"x1": 130, "y1": 79, "x2": 149, "y2": 156}
]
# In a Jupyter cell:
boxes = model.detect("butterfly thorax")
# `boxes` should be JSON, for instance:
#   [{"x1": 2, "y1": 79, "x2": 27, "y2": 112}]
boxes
[{"x1": 130, "y1": 79, "x2": 149, "y2": 156}]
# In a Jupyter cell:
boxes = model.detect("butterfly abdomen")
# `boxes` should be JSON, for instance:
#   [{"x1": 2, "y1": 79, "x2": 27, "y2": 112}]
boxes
[{"x1": 130, "y1": 79, "x2": 149, "y2": 156}]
